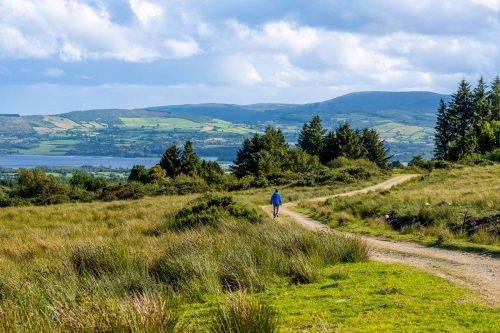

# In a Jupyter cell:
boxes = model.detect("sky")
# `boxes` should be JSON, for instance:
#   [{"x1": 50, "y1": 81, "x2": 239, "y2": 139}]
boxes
[{"x1": 0, "y1": 0, "x2": 499, "y2": 115}]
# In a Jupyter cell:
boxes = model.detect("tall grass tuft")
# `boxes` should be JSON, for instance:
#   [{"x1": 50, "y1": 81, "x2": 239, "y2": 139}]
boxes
[
  {"x1": 70, "y1": 243, "x2": 125, "y2": 277},
  {"x1": 209, "y1": 292, "x2": 279, "y2": 333}
]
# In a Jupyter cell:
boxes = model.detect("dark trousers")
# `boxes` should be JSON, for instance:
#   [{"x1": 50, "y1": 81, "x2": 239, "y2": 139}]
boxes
[{"x1": 273, "y1": 204, "x2": 280, "y2": 217}]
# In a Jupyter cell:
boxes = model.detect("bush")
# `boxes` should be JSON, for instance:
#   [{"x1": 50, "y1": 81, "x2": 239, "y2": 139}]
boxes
[
  {"x1": 485, "y1": 148, "x2": 500, "y2": 162},
  {"x1": 172, "y1": 194, "x2": 262, "y2": 229},
  {"x1": 210, "y1": 292, "x2": 279, "y2": 333},
  {"x1": 100, "y1": 182, "x2": 144, "y2": 201}
]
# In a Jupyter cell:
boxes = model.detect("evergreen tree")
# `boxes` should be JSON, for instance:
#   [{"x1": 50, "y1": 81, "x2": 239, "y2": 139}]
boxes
[
  {"x1": 128, "y1": 165, "x2": 149, "y2": 182},
  {"x1": 488, "y1": 76, "x2": 500, "y2": 121},
  {"x1": 472, "y1": 77, "x2": 490, "y2": 131},
  {"x1": 199, "y1": 160, "x2": 224, "y2": 184},
  {"x1": 159, "y1": 144, "x2": 181, "y2": 177},
  {"x1": 297, "y1": 115, "x2": 326, "y2": 156},
  {"x1": 361, "y1": 128, "x2": 390, "y2": 168},
  {"x1": 447, "y1": 79, "x2": 475, "y2": 160},
  {"x1": 180, "y1": 140, "x2": 201, "y2": 176},
  {"x1": 262, "y1": 126, "x2": 288, "y2": 153},
  {"x1": 231, "y1": 127, "x2": 288, "y2": 178},
  {"x1": 434, "y1": 99, "x2": 451, "y2": 159},
  {"x1": 232, "y1": 134, "x2": 263, "y2": 178},
  {"x1": 335, "y1": 123, "x2": 366, "y2": 159},
  {"x1": 320, "y1": 130, "x2": 339, "y2": 164}
]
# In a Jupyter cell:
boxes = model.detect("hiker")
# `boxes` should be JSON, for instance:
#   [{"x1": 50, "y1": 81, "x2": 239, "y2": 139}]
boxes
[{"x1": 270, "y1": 189, "x2": 282, "y2": 218}]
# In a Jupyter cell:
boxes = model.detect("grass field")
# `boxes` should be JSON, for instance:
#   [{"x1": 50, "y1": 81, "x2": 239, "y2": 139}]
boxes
[
  {"x1": 296, "y1": 165, "x2": 500, "y2": 255},
  {"x1": 17, "y1": 140, "x2": 81, "y2": 155},
  {"x1": 119, "y1": 117, "x2": 255, "y2": 134},
  {"x1": 0, "y1": 174, "x2": 498, "y2": 331},
  {"x1": 372, "y1": 122, "x2": 434, "y2": 142}
]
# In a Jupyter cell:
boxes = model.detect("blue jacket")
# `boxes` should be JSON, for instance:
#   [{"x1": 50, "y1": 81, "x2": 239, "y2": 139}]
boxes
[{"x1": 270, "y1": 192, "x2": 282, "y2": 205}]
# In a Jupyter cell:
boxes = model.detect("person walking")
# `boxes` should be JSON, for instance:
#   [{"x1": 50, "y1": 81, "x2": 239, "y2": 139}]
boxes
[{"x1": 270, "y1": 189, "x2": 282, "y2": 218}]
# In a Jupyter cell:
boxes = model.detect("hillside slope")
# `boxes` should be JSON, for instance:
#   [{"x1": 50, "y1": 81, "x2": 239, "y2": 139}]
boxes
[{"x1": 0, "y1": 91, "x2": 448, "y2": 161}]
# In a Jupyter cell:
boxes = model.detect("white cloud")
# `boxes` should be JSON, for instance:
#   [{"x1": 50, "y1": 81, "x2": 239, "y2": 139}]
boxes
[
  {"x1": 59, "y1": 43, "x2": 83, "y2": 62},
  {"x1": 471, "y1": 0, "x2": 500, "y2": 12},
  {"x1": 129, "y1": 0, "x2": 164, "y2": 26},
  {"x1": 226, "y1": 20, "x2": 319, "y2": 54},
  {"x1": 0, "y1": 24, "x2": 54, "y2": 58},
  {"x1": 164, "y1": 37, "x2": 202, "y2": 58},
  {"x1": 221, "y1": 55, "x2": 263, "y2": 84},
  {"x1": 0, "y1": 0, "x2": 173, "y2": 62},
  {"x1": 42, "y1": 67, "x2": 64, "y2": 77}
]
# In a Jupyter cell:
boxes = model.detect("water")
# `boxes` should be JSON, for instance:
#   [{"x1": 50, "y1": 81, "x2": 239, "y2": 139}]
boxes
[{"x1": 0, "y1": 155, "x2": 162, "y2": 169}]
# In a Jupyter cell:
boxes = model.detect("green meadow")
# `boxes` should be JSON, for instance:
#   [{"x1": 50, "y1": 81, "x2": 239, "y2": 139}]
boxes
[{"x1": 0, "y1": 175, "x2": 497, "y2": 332}]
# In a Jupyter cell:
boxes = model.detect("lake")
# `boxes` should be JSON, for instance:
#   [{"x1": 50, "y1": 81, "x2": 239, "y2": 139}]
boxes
[{"x1": 0, "y1": 155, "x2": 164, "y2": 169}]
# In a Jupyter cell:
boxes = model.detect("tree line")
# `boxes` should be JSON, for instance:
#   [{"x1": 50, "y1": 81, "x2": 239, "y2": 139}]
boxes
[
  {"x1": 232, "y1": 115, "x2": 390, "y2": 179},
  {"x1": 128, "y1": 140, "x2": 224, "y2": 185},
  {"x1": 434, "y1": 77, "x2": 500, "y2": 161}
]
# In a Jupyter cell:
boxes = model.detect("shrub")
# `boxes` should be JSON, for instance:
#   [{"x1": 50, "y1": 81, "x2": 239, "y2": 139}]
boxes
[
  {"x1": 210, "y1": 292, "x2": 279, "y2": 333},
  {"x1": 485, "y1": 148, "x2": 500, "y2": 162},
  {"x1": 100, "y1": 182, "x2": 144, "y2": 201},
  {"x1": 172, "y1": 194, "x2": 262, "y2": 229}
]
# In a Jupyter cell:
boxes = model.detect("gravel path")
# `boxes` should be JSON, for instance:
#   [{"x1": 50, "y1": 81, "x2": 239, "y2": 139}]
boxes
[{"x1": 261, "y1": 175, "x2": 500, "y2": 306}]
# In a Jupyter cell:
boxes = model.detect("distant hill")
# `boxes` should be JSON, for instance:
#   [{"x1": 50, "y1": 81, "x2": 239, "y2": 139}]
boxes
[{"x1": 0, "y1": 91, "x2": 449, "y2": 162}]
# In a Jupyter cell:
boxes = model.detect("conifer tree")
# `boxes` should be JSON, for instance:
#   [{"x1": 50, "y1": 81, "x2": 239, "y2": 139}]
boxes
[
  {"x1": 335, "y1": 123, "x2": 366, "y2": 159},
  {"x1": 361, "y1": 128, "x2": 390, "y2": 167},
  {"x1": 320, "y1": 130, "x2": 339, "y2": 163},
  {"x1": 447, "y1": 79, "x2": 475, "y2": 160},
  {"x1": 297, "y1": 115, "x2": 326, "y2": 156},
  {"x1": 472, "y1": 77, "x2": 490, "y2": 131},
  {"x1": 232, "y1": 134, "x2": 263, "y2": 178},
  {"x1": 231, "y1": 127, "x2": 288, "y2": 178},
  {"x1": 180, "y1": 140, "x2": 201, "y2": 176},
  {"x1": 159, "y1": 144, "x2": 181, "y2": 177},
  {"x1": 488, "y1": 76, "x2": 500, "y2": 121},
  {"x1": 434, "y1": 99, "x2": 451, "y2": 159}
]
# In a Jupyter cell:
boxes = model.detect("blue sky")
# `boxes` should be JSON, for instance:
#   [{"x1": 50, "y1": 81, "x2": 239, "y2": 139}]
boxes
[{"x1": 0, "y1": 0, "x2": 499, "y2": 115}]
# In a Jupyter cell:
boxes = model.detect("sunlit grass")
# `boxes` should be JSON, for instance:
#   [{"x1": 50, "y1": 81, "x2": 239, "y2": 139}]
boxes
[{"x1": 297, "y1": 165, "x2": 500, "y2": 254}]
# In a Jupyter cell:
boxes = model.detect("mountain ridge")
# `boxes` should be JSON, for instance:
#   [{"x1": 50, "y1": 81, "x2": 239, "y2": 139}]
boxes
[{"x1": 0, "y1": 91, "x2": 449, "y2": 161}]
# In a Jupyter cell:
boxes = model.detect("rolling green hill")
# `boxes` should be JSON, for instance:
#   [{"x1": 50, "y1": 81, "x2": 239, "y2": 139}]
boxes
[{"x1": 0, "y1": 91, "x2": 449, "y2": 162}]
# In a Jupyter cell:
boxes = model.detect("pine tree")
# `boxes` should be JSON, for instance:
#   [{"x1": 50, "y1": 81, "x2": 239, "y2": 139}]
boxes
[
  {"x1": 320, "y1": 130, "x2": 339, "y2": 164},
  {"x1": 362, "y1": 128, "x2": 390, "y2": 168},
  {"x1": 472, "y1": 77, "x2": 490, "y2": 131},
  {"x1": 447, "y1": 79, "x2": 475, "y2": 160},
  {"x1": 434, "y1": 99, "x2": 451, "y2": 159},
  {"x1": 297, "y1": 115, "x2": 326, "y2": 156},
  {"x1": 262, "y1": 126, "x2": 288, "y2": 153},
  {"x1": 159, "y1": 144, "x2": 181, "y2": 177},
  {"x1": 180, "y1": 140, "x2": 201, "y2": 176},
  {"x1": 232, "y1": 134, "x2": 263, "y2": 178},
  {"x1": 232, "y1": 126, "x2": 289, "y2": 178},
  {"x1": 335, "y1": 123, "x2": 366, "y2": 159},
  {"x1": 488, "y1": 76, "x2": 500, "y2": 121}
]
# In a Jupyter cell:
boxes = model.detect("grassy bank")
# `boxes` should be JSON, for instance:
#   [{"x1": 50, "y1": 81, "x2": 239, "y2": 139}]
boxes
[{"x1": 296, "y1": 165, "x2": 500, "y2": 255}]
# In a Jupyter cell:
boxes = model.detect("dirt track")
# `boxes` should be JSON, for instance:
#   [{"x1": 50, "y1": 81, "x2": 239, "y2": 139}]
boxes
[{"x1": 261, "y1": 175, "x2": 500, "y2": 306}]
